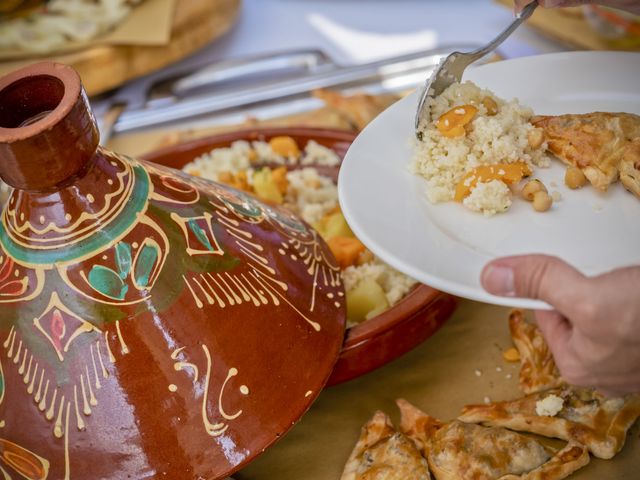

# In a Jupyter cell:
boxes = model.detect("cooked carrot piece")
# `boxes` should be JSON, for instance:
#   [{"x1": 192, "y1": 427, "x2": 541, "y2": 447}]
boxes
[
  {"x1": 327, "y1": 236, "x2": 366, "y2": 269},
  {"x1": 271, "y1": 166, "x2": 289, "y2": 194}
]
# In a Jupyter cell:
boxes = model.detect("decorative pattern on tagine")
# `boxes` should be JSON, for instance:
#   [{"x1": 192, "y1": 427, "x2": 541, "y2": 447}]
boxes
[
  {"x1": 0, "y1": 153, "x2": 147, "y2": 267},
  {"x1": 1, "y1": 313, "x2": 135, "y2": 480},
  {"x1": 0, "y1": 358, "x2": 51, "y2": 480},
  {"x1": 0, "y1": 254, "x2": 44, "y2": 304},
  {"x1": 0, "y1": 150, "x2": 342, "y2": 479},
  {"x1": 177, "y1": 180, "x2": 342, "y2": 331},
  {"x1": 33, "y1": 293, "x2": 100, "y2": 362},
  {"x1": 170, "y1": 345, "x2": 250, "y2": 438}
]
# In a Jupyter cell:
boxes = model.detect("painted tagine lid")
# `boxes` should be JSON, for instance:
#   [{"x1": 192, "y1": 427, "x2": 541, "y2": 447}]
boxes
[{"x1": 0, "y1": 62, "x2": 346, "y2": 479}]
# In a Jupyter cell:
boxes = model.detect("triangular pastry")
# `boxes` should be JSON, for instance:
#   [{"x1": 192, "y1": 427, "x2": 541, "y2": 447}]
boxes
[
  {"x1": 509, "y1": 310, "x2": 563, "y2": 394},
  {"x1": 460, "y1": 311, "x2": 640, "y2": 459},
  {"x1": 459, "y1": 386, "x2": 640, "y2": 460},
  {"x1": 340, "y1": 410, "x2": 431, "y2": 480},
  {"x1": 313, "y1": 89, "x2": 399, "y2": 131},
  {"x1": 398, "y1": 399, "x2": 589, "y2": 480}
]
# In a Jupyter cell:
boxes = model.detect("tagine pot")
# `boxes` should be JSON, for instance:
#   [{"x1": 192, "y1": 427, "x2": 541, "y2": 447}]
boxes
[{"x1": 0, "y1": 63, "x2": 345, "y2": 479}]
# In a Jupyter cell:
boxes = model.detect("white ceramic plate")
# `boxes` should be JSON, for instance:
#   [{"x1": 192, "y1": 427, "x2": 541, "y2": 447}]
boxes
[{"x1": 339, "y1": 52, "x2": 640, "y2": 310}]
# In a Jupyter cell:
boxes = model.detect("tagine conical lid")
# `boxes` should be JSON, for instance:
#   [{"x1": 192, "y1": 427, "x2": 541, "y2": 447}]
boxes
[{"x1": 0, "y1": 62, "x2": 345, "y2": 479}]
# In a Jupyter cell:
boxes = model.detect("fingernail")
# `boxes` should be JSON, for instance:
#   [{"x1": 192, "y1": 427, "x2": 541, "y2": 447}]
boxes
[{"x1": 482, "y1": 265, "x2": 516, "y2": 297}]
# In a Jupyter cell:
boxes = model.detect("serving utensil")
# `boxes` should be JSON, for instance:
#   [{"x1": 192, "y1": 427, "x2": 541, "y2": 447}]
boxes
[
  {"x1": 96, "y1": 45, "x2": 478, "y2": 139},
  {"x1": 414, "y1": 2, "x2": 537, "y2": 139},
  {"x1": 95, "y1": 49, "x2": 332, "y2": 145}
]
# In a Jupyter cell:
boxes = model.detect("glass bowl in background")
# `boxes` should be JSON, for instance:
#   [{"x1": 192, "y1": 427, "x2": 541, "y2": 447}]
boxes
[{"x1": 583, "y1": 5, "x2": 640, "y2": 49}]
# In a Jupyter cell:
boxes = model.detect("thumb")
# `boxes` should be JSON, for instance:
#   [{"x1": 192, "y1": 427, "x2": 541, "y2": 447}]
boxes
[{"x1": 480, "y1": 254, "x2": 588, "y2": 314}]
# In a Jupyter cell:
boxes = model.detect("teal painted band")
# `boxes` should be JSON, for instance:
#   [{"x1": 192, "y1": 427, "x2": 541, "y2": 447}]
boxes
[{"x1": 0, "y1": 164, "x2": 150, "y2": 266}]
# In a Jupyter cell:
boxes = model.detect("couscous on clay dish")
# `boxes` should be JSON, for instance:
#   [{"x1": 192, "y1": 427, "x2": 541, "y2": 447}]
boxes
[{"x1": 184, "y1": 136, "x2": 418, "y2": 327}]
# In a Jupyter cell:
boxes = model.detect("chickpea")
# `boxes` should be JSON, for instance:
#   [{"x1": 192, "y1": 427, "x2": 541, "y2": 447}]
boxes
[
  {"x1": 482, "y1": 96, "x2": 499, "y2": 116},
  {"x1": 304, "y1": 178, "x2": 322, "y2": 189},
  {"x1": 521, "y1": 179, "x2": 547, "y2": 201},
  {"x1": 527, "y1": 128, "x2": 545, "y2": 149},
  {"x1": 565, "y1": 166, "x2": 587, "y2": 189},
  {"x1": 532, "y1": 191, "x2": 553, "y2": 212}
]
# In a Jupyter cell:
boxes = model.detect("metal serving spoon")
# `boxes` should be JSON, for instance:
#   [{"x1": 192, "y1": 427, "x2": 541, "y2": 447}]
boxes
[{"x1": 414, "y1": 2, "x2": 538, "y2": 139}]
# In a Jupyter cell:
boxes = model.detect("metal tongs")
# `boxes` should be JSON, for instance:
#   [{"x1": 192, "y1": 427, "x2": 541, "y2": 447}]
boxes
[{"x1": 414, "y1": 2, "x2": 538, "y2": 139}]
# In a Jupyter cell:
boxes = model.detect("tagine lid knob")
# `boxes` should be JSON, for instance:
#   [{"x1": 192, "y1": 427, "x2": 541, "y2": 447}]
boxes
[{"x1": 0, "y1": 61, "x2": 99, "y2": 191}]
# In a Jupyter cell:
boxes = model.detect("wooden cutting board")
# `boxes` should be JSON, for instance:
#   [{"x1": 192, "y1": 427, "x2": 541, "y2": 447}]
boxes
[{"x1": 0, "y1": 0, "x2": 241, "y2": 96}]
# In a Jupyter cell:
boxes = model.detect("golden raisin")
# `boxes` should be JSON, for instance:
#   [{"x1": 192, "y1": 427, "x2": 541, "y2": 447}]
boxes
[{"x1": 482, "y1": 96, "x2": 498, "y2": 116}]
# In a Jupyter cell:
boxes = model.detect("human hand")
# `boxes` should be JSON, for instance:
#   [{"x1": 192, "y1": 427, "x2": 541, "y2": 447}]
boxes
[
  {"x1": 514, "y1": 0, "x2": 640, "y2": 16},
  {"x1": 481, "y1": 254, "x2": 640, "y2": 396}
]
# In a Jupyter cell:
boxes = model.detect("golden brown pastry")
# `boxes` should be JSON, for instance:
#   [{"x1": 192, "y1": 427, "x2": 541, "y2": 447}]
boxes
[
  {"x1": 340, "y1": 410, "x2": 431, "y2": 480},
  {"x1": 460, "y1": 312, "x2": 640, "y2": 459},
  {"x1": 398, "y1": 399, "x2": 589, "y2": 480},
  {"x1": 313, "y1": 89, "x2": 399, "y2": 131},
  {"x1": 509, "y1": 310, "x2": 563, "y2": 394},
  {"x1": 459, "y1": 386, "x2": 640, "y2": 460},
  {"x1": 532, "y1": 112, "x2": 640, "y2": 196}
]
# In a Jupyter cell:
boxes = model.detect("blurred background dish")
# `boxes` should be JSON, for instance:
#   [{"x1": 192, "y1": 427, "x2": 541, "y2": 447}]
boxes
[
  {"x1": 582, "y1": 4, "x2": 640, "y2": 49},
  {"x1": 495, "y1": 0, "x2": 640, "y2": 51},
  {"x1": 0, "y1": 0, "x2": 241, "y2": 96},
  {"x1": 0, "y1": 0, "x2": 144, "y2": 54},
  {"x1": 0, "y1": 0, "x2": 47, "y2": 20}
]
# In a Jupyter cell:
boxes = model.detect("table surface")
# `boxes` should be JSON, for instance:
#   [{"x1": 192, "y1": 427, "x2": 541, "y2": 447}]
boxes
[
  {"x1": 105, "y1": 2, "x2": 640, "y2": 478},
  {"x1": 177, "y1": 0, "x2": 567, "y2": 67},
  {"x1": 236, "y1": 300, "x2": 640, "y2": 479}
]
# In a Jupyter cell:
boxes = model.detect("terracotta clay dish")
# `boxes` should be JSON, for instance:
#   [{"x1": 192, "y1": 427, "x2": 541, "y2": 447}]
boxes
[
  {"x1": 0, "y1": 63, "x2": 344, "y2": 479},
  {"x1": 141, "y1": 127, "x2": 458, "y2": 385}
]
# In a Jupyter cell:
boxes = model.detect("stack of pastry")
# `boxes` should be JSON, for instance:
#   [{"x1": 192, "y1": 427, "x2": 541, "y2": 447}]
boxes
[{"x1": 341, "y1": 311, "x2": 640, "y2": 480}]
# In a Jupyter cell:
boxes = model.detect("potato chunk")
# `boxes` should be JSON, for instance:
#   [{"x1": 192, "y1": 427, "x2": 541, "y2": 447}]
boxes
[
  {"x1": 315, "y1": 210, "x2": 355, "y2": 241},
  {"x1": 346, "y1": 277, "x2": 389, "y2": 324},
  {"x1": 253, "y1": 168, "x2": 283, "y2": 204}
]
